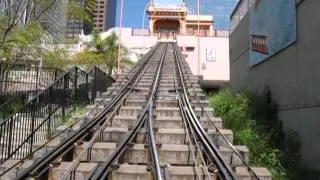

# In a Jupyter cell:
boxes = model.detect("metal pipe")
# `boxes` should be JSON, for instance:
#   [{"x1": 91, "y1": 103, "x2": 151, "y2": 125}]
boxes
[
  {"x1": 148, "y1": 101, "x2": 162, "y2": 180},
  {"x1": 117, "y1": 0, "x2": 124, "y2": 74},
  {"x1": 197, "y1": 0, "x2": 201, "y2": 75}
]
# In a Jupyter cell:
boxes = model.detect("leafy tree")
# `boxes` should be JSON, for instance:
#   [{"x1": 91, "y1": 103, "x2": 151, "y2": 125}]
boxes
[
  {"x1": 74, "y1": 29, "x2": 134, "y2": 75},
  {"x1": 41, "y1": 47, "x2": 70, "y2": 69},
  {"x1": 0, "y1": 0, "x2": 94, "y2": 70}
]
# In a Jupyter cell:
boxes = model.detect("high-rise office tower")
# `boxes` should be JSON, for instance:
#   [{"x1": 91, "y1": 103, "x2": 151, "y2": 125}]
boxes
[
  {"x1": 66, "y1": 0, "x2": 117, "y2": 39},
  {"x1": 92, "y1": 0, "x2": 107, "y2": 31},
  {"x1": 105, "y1": 0, "x2": 117, "y2": 30},
  {"x1": 184, "y1": 0, "x2": 238, "y2": 30},
  {"x1": 66, "y1": 0, "x2": 88, "y2": 39},
  {"x1": 39, "y1": 0, "x2": 68, "y2": 42},
  {"x1": 92, "y1": 0, "x2": 117, "y2": 32}
]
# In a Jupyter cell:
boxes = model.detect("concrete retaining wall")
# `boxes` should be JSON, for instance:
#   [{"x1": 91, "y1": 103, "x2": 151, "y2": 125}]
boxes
[{"x1": 230, "y1": 0, "x2": 320, "y2": 171}]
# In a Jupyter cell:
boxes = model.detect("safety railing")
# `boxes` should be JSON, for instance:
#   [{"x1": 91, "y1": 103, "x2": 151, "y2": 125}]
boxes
[
  {"x1": 88, "y1": 67, "x2": 115, "y2": 102},
  {"x1": 0, "y1": 64, "x2": 64, "y2": 97},
  {"x1": 0, "y1": 64, "x2": 65, "y2": 120},
  {"x1": 0, "y1": 66, "x2": 114, "y2": 163}
]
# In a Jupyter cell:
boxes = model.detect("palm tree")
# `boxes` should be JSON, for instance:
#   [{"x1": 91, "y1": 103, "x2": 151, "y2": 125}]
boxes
[{"x1": 74, "y1": 29, "x2": 133, "y2": 75}]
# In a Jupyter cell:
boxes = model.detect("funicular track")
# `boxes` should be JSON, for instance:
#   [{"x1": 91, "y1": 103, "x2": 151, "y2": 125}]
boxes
[{"x1": 0, "y1": 42, "x2": 271, "y2": 180}]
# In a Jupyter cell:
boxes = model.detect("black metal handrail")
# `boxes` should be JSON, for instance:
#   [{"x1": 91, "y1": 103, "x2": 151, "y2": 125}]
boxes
[
  {"x1": 0, "y1": 66, "x2": 114, "y2": 164},
  {"x1": 0, "y1": 104, "x2": 99, "y2": 177},
  {"x1": 0, "y1": 65, "x2": 65, "y2": 120}
]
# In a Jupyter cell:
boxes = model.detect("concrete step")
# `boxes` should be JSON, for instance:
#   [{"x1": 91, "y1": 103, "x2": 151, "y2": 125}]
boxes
[
  {"x1": 119, "y1": 106, "x2": 143, "y2": 116},
  {"x1": 33, "y1": 139, "x2": 60, "y2": 159},
  {"x1": 110, "y1": 164, "x2": 151, "y2": 179},
  {"x1": 156, "y1": 128, "x2": 186, "y2": 145},
  {"x1": 138, "y1": 79, "x2": 154, "y2": 84},
  {"x1": 50, "y1": 162, "x2": 97, "y2": 180},
  {"x1": 74, "y1": 142, "x2": 116, "y2": 162},
  {"x1": 110, "y1": 164, "x2": 214, "y2": 180},
  {"x1": 190, "y1": 99, "x2": 210, "y2": 107},
  {"x1": 0, "y1": 160, "x2": 34, "y2": 179},
  {"x1": 158, "y1": 83, "x2": 175, "y2": 88},
  {"x1": 153, "y1": 116, "x2": 222, "y2": 129},
  {"x1": 155, "y1": 107, "x2": 180, "y2": 117},
  {"x1": 219, "y1": 146, "x2": 249, "y2": 167},
  {"x1": 156, "y1": 99, "x2": 178, "y2": 107},
  {"x1": 124, "y1": 99, "x2": 147, "y2": 106},
  {"x1": 127, "y1": 94, "x2": 147, "y2": 101},
  {"x1": 111, "y1": 115, "x2": 138, "y2": 128},
  {"x1": 102, "y1": 126, "x2": 233, "y2": 147},
  {"x1": 236, "y1": 167, "x2": 272, "y2": 180},
  {"x1": 194, "y1": 107, "x2": 214, "y2": 117},
  {"x1": 154, "y1": 116, "x2": 182, "y2": 129},
  {"x1": 103, "y1": 127, "x2": 145, "y2": 144},
  {"x1": 207, "y1": 129, "x2": 234, "y2": 147}
]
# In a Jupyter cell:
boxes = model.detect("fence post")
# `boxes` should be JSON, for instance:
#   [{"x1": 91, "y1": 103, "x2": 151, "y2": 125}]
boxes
[
  {"x1": 54, "y1": 69, "x2": 58, "y2": 81},
  {"x1": 47, "y1": 88, "x2": 53, "y2": 140},
  {"x1": 0, "y1": 62, "x2": 3, "y2": 95},
  {"x1": 35, "y1": 66, "x2": 39, "y2": 93},
  {"x1": 3, "y1": 70, "x2": 8, "y2": 94},
  {"x1": 86, "y1": 73, "x2": 89, "y2": 104},
  {"x1": 93, "y1": 67, "x2": 97, "y2": 100},
  {"x1": 7, "y1": 117, "x2": 14, "y2": 159},
  {"x1": 62, "y1": 73, "x2": 69, "y2": 118},
  {"x1": 74, "y1": 67, "x2": 78, "y2": 107},
  {"x1": 29, "y1": 102, "x2": 36, "y2": 158}
]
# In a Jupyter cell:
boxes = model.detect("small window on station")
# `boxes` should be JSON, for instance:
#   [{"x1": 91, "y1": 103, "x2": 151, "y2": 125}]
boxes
[{"x1": 186, "y1": 46, "x2": 195, "y2": 52}]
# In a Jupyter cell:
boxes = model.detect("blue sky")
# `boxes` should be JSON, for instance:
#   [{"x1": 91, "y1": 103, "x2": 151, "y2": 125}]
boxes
[{"x1": 116, "y1": 0, "x2": 183, "y2": 28}]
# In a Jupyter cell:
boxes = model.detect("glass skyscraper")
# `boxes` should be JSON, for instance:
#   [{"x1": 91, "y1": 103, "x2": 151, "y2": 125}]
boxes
[{"x1": 184, "y1": 0, "x2": 239, "y2": 30}]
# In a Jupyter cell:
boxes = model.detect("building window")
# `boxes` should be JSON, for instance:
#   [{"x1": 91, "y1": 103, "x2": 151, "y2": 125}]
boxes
[{"x1": 186, "y1": 46, "x2": 195, "y2": 52}]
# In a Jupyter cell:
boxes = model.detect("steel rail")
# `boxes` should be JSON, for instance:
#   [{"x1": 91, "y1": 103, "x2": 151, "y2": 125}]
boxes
[
  {"x1": 205, "y1": 111, "x2": 260, "y2": 179},
  {"x1": 173, "y1": 45, "x2": 236, "y2": 180},
  {"x1": 60, "y1": 44, "x2": 166, "y2": 180},
  {"x1": 171, "y1": 45, "x2": 210, "y2": 179},
  {"x1": 15, "y1": 44, "x2": 161, "y2": 180},
  {"x1": 90, "y1": 43, "x2": 168, "y2": 180},
  {"x1": 188, "y1": 78, "x2": 259, "y2": 179},
  {"x1": 148, "y1": 100, "x2": 162, "y2": 180}
]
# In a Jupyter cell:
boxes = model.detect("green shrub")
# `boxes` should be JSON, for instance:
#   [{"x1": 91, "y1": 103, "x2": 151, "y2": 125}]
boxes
[{"x1": 209, "y1": 88, "x2": 301, "y2": 179}]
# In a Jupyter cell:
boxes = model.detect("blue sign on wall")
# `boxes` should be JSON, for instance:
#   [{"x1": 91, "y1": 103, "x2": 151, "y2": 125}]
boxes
[{"x1": 249, "y1": 0, "x2": 296, "y2": 66}]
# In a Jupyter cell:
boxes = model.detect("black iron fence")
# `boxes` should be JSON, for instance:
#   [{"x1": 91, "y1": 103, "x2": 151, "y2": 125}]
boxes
[
  {"x1": 0, "y1": 66, "x2": 114, "y2": 163},
  {"x1": 0, "y1": 64, "x2": 64, "y2": 97},
  {"x1": 0, "y1": 65, "x2": 65, "y2": 120},
  {"x1": 88, "y1": 67, "x2": 115, "y2": 101}
]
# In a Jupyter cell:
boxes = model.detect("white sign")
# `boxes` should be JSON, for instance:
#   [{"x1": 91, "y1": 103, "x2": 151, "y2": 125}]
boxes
[{"x1": 206, "y1": 48, "x2": 216, "y2": 62}]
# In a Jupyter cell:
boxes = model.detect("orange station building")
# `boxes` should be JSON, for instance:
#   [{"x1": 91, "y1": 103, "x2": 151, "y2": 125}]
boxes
[{"x1": 147, "y1": 2, "x2": 215, "y2": 39}]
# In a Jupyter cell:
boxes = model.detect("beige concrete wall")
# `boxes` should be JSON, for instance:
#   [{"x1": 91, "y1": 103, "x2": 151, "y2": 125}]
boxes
[
  {"x1": 177, "y1": 36, "x2": 230, "y2": 82},
  {"x1": 229, "y1": 0, "x2": 320, "y2": 171}
]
